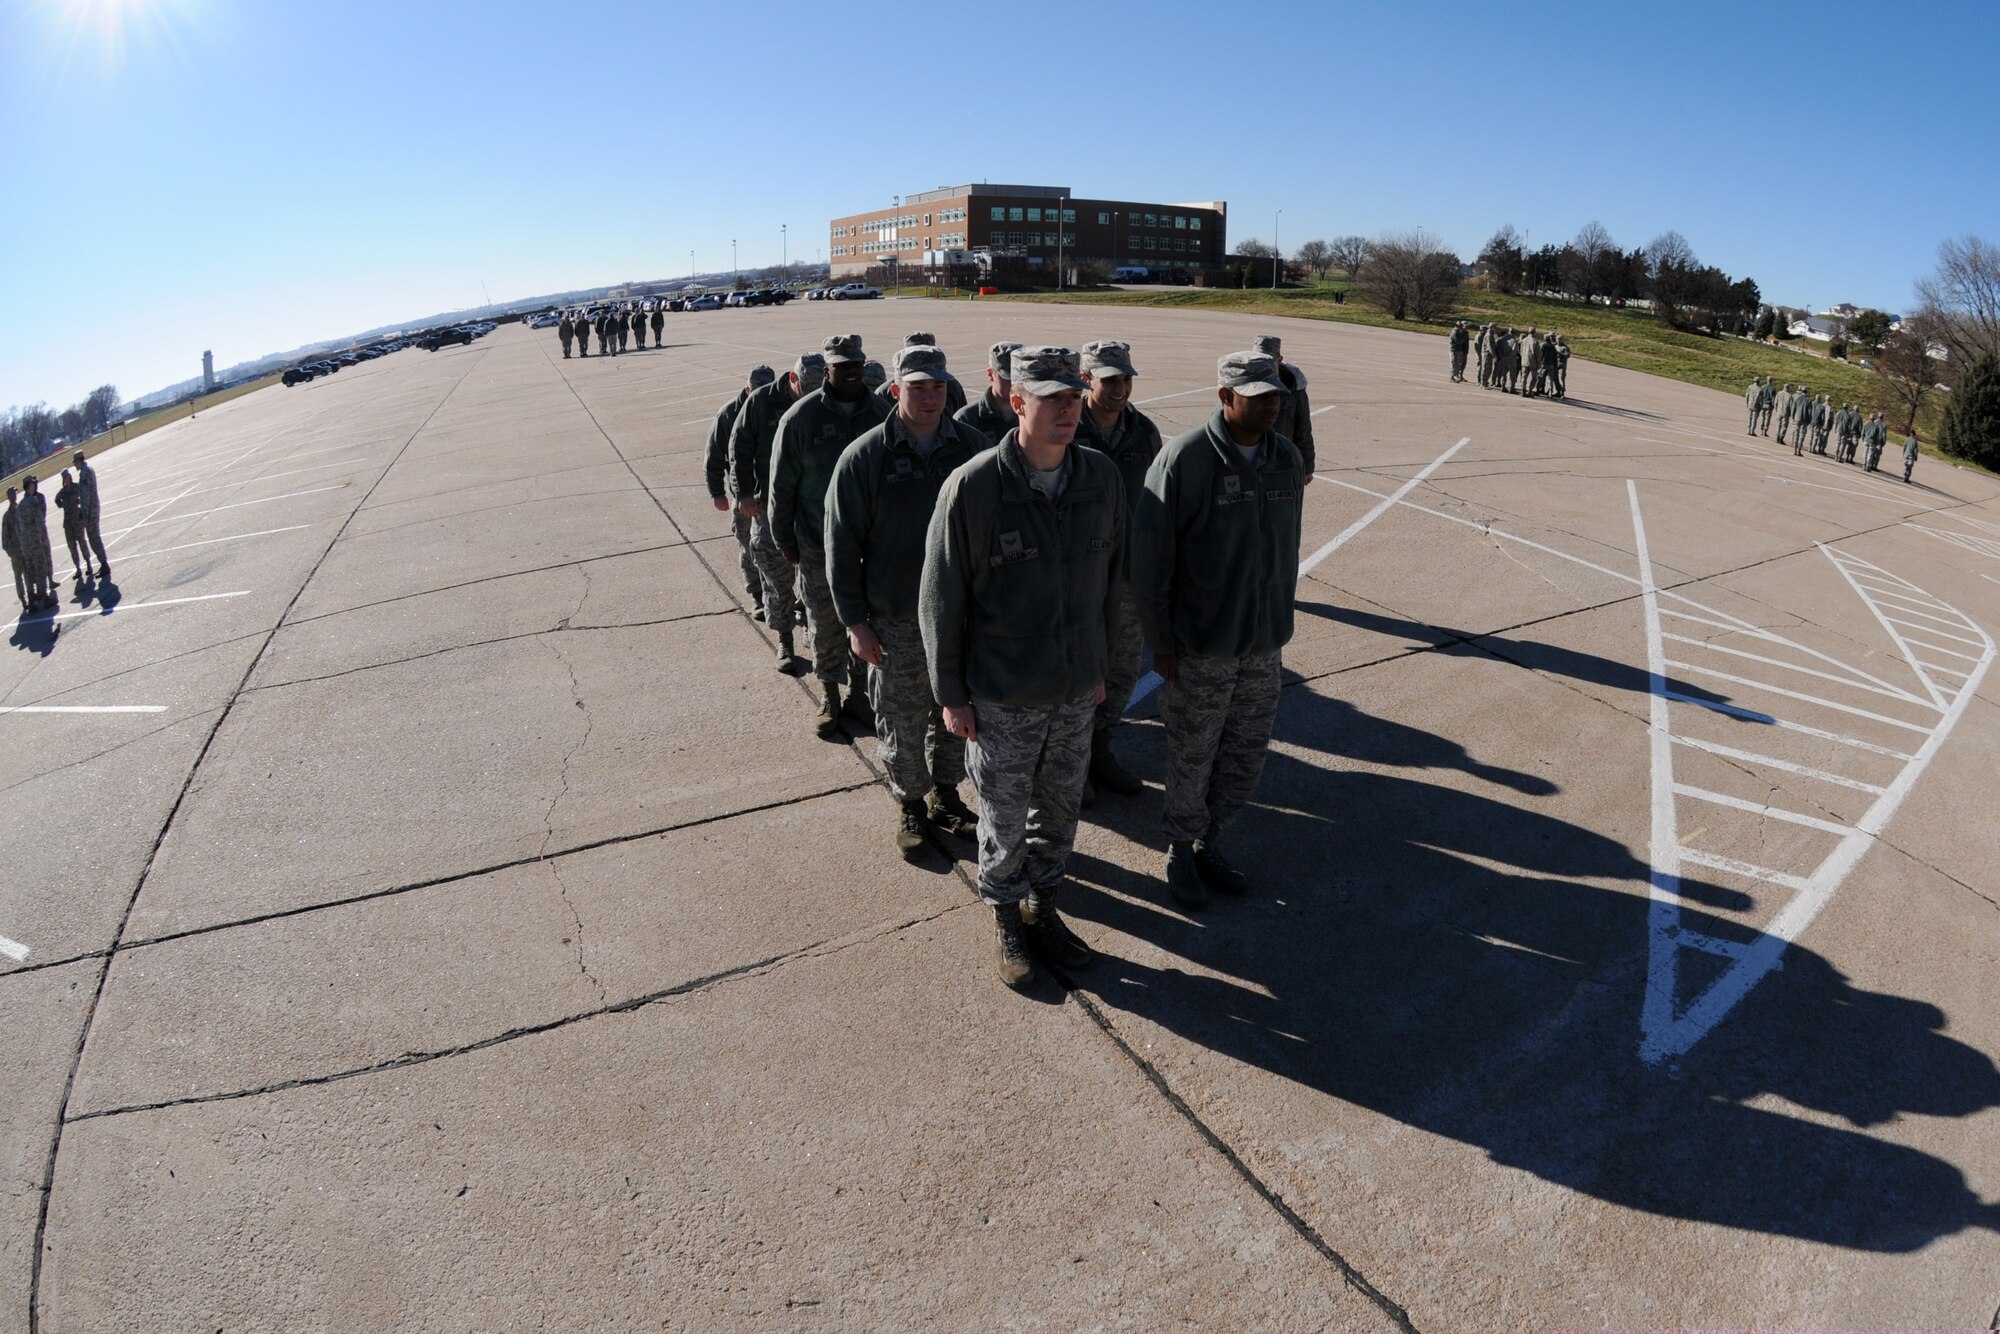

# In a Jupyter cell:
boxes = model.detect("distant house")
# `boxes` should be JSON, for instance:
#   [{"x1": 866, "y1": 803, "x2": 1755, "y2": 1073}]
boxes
[
  {"x1": 1824, "y1": 303, "x2": 1859, "y2": 319},
  {"x1": 1789, "y1": 316, "x2": 1843, "y2": 341}
]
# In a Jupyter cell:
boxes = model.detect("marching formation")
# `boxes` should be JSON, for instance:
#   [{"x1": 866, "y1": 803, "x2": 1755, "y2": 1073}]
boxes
[
  {"x1": 1452, "y1": 321, "x2": 1571, "y2": 397},
  {"x1": 556, "y1": 303, "x2": 668, "y2": 358},
  {"x1": 4, "y1": 452, "x2": 109, "y2": 615},
  {"x1": 1744, "y1": 375, "x2": 1915, "y2": 481},
  {"x1": 702, "y1": 329, "x2": 1310, "y2": 986}
]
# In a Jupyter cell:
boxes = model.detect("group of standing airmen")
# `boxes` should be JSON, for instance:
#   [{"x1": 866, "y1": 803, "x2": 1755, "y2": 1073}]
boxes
[
  {"x1": 701, "y1": 328, "x2": 1317, "y2": 986},
  {"x1": 1744, "y1": 376, "x2": 1915, "y2": 482},
  {"x1": 1452, "y1": 321, "x2": 1570, "y2": 397},
  {"x1": 5, "y1": 452, "x2": 110, "y2": 616},
  {"x1": 557, "y1": 304, "x2": 666, "y2": 359}
]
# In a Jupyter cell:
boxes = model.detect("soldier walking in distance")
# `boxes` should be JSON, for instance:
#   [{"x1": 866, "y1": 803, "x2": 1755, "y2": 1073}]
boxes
[
  {"x1": 3, "y1": 486, "x2": 26, "y2": 612},
  {"x1": 827, "y1": 344, "x2": 980, "y2": 859},
  {"x1": 72, "y1": 452, "x2": 108, "y2": 579},
  {"x1": 1253, "y1": 335, "x2": 1316, "y2": 474},
  {"x1": 1132, "y1": 352, "x2": 1304, "y2": 911},
  {"x1": 1774, "y1": 383, "x2": 1796, "y2": 450},
  {"x1": 558, "y1": 311, "x2": 575, "y2": 359},
  {"x1": 706, "y1": 365, "x2": 777, "y2": 618},
  {"x1": 1074, "y1": 339, "x2": 1159, "y2": 801},
  {"x1": 14, "y1": 476, "x2": 55, "y2": 612},
  {"x1": 921, "y1": 346, "x2": 1123, "y2": 987},
  {"x1": 53, "y1": 469, "x2": 93, "y2": 583},
  {"x1": 769, "y1": 334, "x2": 890, "y2": 738},
  {"x1": 1902, "y1": 429, "x2": 1920, "y2": 483},
  {"x1": 731, "y1": 352, "x2": 826, "y2": 664},
  {"x1": 650, "y1": 303, "x2": 664, "y2": 347},
  {"x1": 954, "y1": 341, "x2": 1024, "y2": 445},
  {"x1": 1745, "y1": 376, "x2": 1763, "y2": 435},
  {"x1": 1449, "y1": 320, "x2": 1470, "y2": 382}
]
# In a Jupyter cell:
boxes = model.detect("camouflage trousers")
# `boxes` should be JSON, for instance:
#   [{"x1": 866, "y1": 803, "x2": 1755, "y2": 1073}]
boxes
[
  {"x1": 8, "y1": 556, "x2": 24, "y2": 607},
  {"x1": 748, "y1": 509, "x2": 798, "y2": 633},
  {"x1": 793, "y1": 536, "x2": 849, "y2": 687},
  {"x1": 868, "y1": 618, "x2": 965, "y2": 802},
  {"x1": 965, "y1": 689, "x2": 1096, "y2": 906},
  {"x1": 1094, "y1": 580, "x2": 1143, "y2": 735},
  {"x1": 559, "y1": 332, "x2": 572, "y2": 357},
  {"x1": 1450, "y1": 347, "x2": 1468, "y2": 380},
  {"x1": 729, "y1": 508, "x2": 760, "y2": 605},
  {"x1": 1475, "y1": 351, "x2": 1490, "y2": 387},
  {"x1": 1746, "y1": 402, "x2": 1759, "y2": 434},
  {"x1": 1160, "y1": 649, "x2": 1282, "y2": 846}
]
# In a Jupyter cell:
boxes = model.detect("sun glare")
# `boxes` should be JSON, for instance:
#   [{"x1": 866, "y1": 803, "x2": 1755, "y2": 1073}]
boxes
[{"x1": 44, "y1": 0, "x2": 188, "y2": 65}]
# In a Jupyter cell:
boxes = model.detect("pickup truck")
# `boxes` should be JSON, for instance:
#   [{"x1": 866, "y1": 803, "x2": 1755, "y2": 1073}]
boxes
[{"x1": 828, "y1": 282, "x2": 881, "y2": 300}]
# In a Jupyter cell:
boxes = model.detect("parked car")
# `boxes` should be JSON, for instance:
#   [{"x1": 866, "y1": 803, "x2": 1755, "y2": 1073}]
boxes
[
  {"x1": 725, "y1": 291, "x2": 752, "y2": 308},
  {"x1": 828, "y1": 282, "x2": 881, "y2": 300},
  {"x1": 685, "y1": 294, "x2": 723, "y2": 311}
]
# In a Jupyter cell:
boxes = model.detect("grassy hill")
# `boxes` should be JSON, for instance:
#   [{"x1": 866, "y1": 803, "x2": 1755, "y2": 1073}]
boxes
[
  {"x1": 2, "y1": 373, "x2": 281, "y2": 492},
  {"x1": 996, "y1": 282, "x2": 1949, "y2": 453}
]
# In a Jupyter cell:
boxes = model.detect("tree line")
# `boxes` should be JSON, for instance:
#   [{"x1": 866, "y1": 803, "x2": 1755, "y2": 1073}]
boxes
[{"x1": 2, "y1": 386, "x2": 121, "y2": 475}]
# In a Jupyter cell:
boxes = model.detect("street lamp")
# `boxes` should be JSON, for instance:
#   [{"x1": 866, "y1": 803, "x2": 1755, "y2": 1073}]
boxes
[
  {"x1": 782, "y1": 223, "x2": 788, "y2": 273},
  {"x1": 1273, "y1": 208, "x2": 1282, "y2": 290},
  {"x1": 731, "y1": 238, "x2": 737, "y2": 288},
  {"x1": 689, "y1": 249, "x2": 694, "y2": 285},
  {"x1": 1057, "y1": 195, "x2": 1066, "y2": 292}
]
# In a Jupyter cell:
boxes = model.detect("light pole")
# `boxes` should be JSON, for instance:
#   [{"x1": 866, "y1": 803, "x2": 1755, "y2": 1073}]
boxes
[
  {"x1": 782, "y1": 223, "x2": 788, "y2": 274},
  {"x1": 1057, "y1": 195, "x2": 1066, "y2": 291},
  {"x1": 689, "y1": 250, "x2": 694, "y2": 286},
  {"x1": 731, "y1": 238, "x2": 737, "y2": 289},
  {"x1": 1273, "y1": 209, "x2": 1282, "y2": 290}
]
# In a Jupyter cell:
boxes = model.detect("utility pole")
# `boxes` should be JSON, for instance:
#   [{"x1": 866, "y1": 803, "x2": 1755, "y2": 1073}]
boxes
[
  {"x1": 689, "y1": 250, "x2": 694, "y2": 285},
  {"x1": 1273, "y1": 209, "x2": 1282, "y2": 290},
  {"x1": 1057, "y1": 195, "x2": 1066, "y2": 291},
  {"x1": 732, "y1": 238, "x2": 737, "y2": 289},
  {"x1": 782, "y1": 223, "x2": 788, "y2": 274}
]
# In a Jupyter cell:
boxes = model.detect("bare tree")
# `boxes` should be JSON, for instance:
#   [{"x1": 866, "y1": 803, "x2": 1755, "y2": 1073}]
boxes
[
  {"x1": 1328, "y1": 235, "x2": 1370, "y2": 280},
  {"x1": 1478, "y1": 225, "x2": 1525, "y2": 293},
  {"x1": 1565, "y1": 221, "x2": 1615, "y2": 299},
  {"x1": 82, "y1": 384, "x2": 120, "y2": 434},
  {"x1": 1295, "y1": 239, "x2": 1333, "y2": 280},
  {"x1": 1913, "y1": 234, "x2": 2000, "y2": 367},
  {"x1": 1359, "y1": 228, "x2": 1462, "y2": 322},
  {"x1": 1645, "y1": 230, "x2": 1699, "y2": 325},
  {"x1": 1874, "y1": 313, "x2": 1943, "y2": 432},
  {"x1": 1233, "y1": 237, "x2": 1275, "y2": 260}
]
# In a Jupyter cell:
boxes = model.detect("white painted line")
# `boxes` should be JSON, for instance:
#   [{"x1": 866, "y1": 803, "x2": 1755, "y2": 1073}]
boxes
[
  {"x1": 55, "y1": 525, "x2": 311, "y2": 584},
  {"x1": 0, "y1": 935, "x2": 27, "y2": 962},
  {"x1": 1661, "y1": 659, "x2": 1935, "y2": 730},
  {"x1": 1861, "y1": 588, "x2": 1963, "y2": 619},
  {"x1": 1881, "y1": 618, "x2": 1983, "y2": 647},
  {"x1": 1915, "y1": 660, "x2": 1972, "y2": 678},
  {"x1": 1901, "y1": 638, "x2": 1981, "y2": 661},
  {"x1": 1670, "y1": 734, "x2": 1887, "y2": 794},
  {"x1": 1678, "y1": 849, "x2": 1814, "y2": 893},
  {"x1": 119, "y1": 484, "x2": 348, "y2": 532},
  {"x1": 1660, "y1": 633, "x2": 1931, "y2": 706},
  {"x1": 21, "y1": 590, "x2": 252, "y2": 625},
  {"x1": 1672, "y1": 784, "x2": 1853, "y2": 836},
  {"x1": 101, "y1": 435, "x2": 289, "y2": 552},
  {"x1": 1301, "y1": 437, "x2": 1469, "y2": 579},
  {"x1": 1664, "y1": 691, "x2": 1915, "y2": 760},
  {"x1": 1630, "y1": 481, "x2": 1686, "y2": 1068},
  {"x1": 0, "y1": 705, "x2": 168, "y2": 714},
  {"x1": 1675, "y1": 930, "x2": 1753, "y2": 961},
  {"x1": 1763, "y1": 474, "x2": 1933, "y2": 506},
  {"x1": 103, "y1": 458, "x2": 368, "y2": 516},
  {"x1": 1310, "y1": 404, "x2": 1339, "y2": 417},
  {"x1": 1821, "y1": 542, "x2": 1956, "y2": 710}
]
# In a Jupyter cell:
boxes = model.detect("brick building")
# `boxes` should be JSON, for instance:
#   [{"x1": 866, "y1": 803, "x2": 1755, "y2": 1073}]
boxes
[{"x1": 828, "y1": 184, "x2": 1227, "y2": 279}]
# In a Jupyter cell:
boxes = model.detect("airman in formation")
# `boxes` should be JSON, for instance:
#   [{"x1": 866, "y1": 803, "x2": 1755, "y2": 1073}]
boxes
[{"x1": 1469, "y1": 324, "x2": 1568, "y2": 398}]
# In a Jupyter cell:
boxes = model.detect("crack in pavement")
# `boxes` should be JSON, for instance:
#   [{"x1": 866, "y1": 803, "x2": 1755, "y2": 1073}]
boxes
[
  {"x1": 280, "y1": 538, "x2": 687, "y2": 628},
  {"x1": 541, "y1": 636, "x2": 604, "y2": 1002}
]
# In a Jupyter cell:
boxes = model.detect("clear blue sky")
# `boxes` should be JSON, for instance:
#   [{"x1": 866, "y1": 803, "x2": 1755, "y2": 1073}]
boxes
[{"x1": 4, "y1": 0, "x2": 1994, "y2": 411}]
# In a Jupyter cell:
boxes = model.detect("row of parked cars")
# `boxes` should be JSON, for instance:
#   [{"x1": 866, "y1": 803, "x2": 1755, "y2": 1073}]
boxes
[
  {"x1": 281, "y1": 322, "x2": 496, "y2": 386},
  {"x1": 805, "y1": 283, "x2": 882, "y2": 301}
]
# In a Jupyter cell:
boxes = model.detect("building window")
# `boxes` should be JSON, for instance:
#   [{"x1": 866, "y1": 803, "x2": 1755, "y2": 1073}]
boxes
[
  {"x1": 1008, "y1": 207, "x2": 1024, "y2": 222},
  {"x1": 1190, "y1": 217, "x2": 1202, "y2": 231},
  {"x1": 991, "y1": 206, "x2": 1005, "y2": 222},
  {"x1": 1062, "y1": 208, "x2": 1076, "y2": 224},
  {"x1": 1176, "y1": 237, "x2": 1187, "y2": 252},
  {"x1": 1097, "y1": 211, "x2": 1109, "y2": 225},
  {"x1": 1145, "y1": 213, "x2": 1156, "y2": 227},
  {"x1": 1063, "y1": 233, "x2": 1076, "y2": 247},
  {"x1": 1008, "y1": 232, "x2": 1024, "y2": 246},
  {"x1": 1176, "y1": 215, "x2": 1187, "y2": 229},
  {"x1": 1026, "y1": 207, "x2": 1041, "y2": 223}
]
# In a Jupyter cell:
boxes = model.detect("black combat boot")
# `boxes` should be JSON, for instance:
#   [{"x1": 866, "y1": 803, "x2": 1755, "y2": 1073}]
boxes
[
  {"x1": 1192, "y1": 839, "x2": 1250, "y2": 896},
  {"x1": 842, "y1": 687, "x2": 873, "y2": 729},
  {"x1": 895, "y1": 798, "x2": 929, "y2": 862},
  {"x1": 775, "y1": 629, "x2": 796, "y2": 671},
  {"x1": 814, "y1": 683, "x2": 844, "y2": 739},
  {"x1": 1022, "y1": 881, "x2": 1092, "y2": 969},
  {"x1": 993, "y1": 902, "x2": 1035, "y2": 988},
  {"x1": 1089, "y1": 730, "x2": 1143, "y2": 796},
  {"x1": 1165, "y1": 841, "x2": 1208, "y2": 911},
  {"x1": 926, "y1": 785, "x2": 975, "y2": 837}
]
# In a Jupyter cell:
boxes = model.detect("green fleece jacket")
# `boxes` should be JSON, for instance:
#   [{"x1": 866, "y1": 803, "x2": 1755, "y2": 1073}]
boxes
[
  {"x1": 768, "y1": 388, "x2": 889, "y2": 553},
  {"x1": 953, "y1": 388, "x2": 1017, "y2": 446},
  {"x1": 1074, "y1": 402, "x2": 1163, "y2": 526},
  {"x1": 727, "y1": 376, "x2": 803, "y2": 502},
  {"x1": 705, "y1": 391, "x2": 748, "y2": 499},
  {"x1": 920, "y1": 434, "x2": 1124, "y2": 709},
  {"x1": 826, "y1": 413, "x2": 982, "y2": 627},
  {"x1": 1132, "y1": 409, "x2": 1304, "y2": 660}
]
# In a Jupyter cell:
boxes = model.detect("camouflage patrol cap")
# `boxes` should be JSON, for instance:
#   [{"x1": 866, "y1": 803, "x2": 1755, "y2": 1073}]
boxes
[
  {"x1": 988, "y1": 341, "x2": 1025, "y2": 376},
  {"x1": 793, "y1": 353, "x2": 827, "y2": 389},
  {"x1": 1217, "y1": 350, "x2": 1286, "y2": 396},
  {"x1": 893, "y1": 345, "x2": 948, "y2": 382},
  {"x1": 1253, "y1": 334, "x2": 1282, "y2": 357},
  {"x1": 903, "y1": 331, "x2": 937, "y2": 347},
  {"x1": 823, "y1": 333, "x2": 865, "y2": 365},
  {"x1": 1010, "y1": 346, "x2": 1089, "y2": 396},
  {"x1": 863, "y1": 360, "x2": 888, "y2": 388},
  {"x1": 748, "y1": 364, "x2": 776, "y2": 388},
  {"x1": 1081, "y1": 339, "x2": 1138, "y2": 379}
]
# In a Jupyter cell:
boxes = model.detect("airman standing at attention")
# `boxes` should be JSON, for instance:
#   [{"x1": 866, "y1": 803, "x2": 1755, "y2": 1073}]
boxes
[
  {"x1": 53, "y1": 469, "x2": 92, "y2": 583},
  {"x1": 1073, "y1": 339, "x2": 1160, "y2": 801},
  {"x1": 559, "y1": 311, "x2": 575, "y2": 359},
  {"x1": 14, "y1": 475, "x2": 55, "y2": 612},
  {"x1": 2, "y1": 486, "x2": 26, "y2": 612},
  {"x1": 954, "y1": 341, "x2": 1024, "y2": 445},
  {"x1": 1474, "y1": 322, "x2": 1494, "y2": 387},
  {"x1": 731, "y1": 352, "x2": 827, "y2": 665},
  {"x1": 1757, "y1": 375, "x2": 1775, "y2": 434},
  {"x1": 876, "y1": 333, "x2": 969, "y2": 415},
  {"x1": 1253, "y1": 335, "x2": 1316, "y2": 474},
  {"x1": 921, "y1": 346, "x2": 1124, "y2": 987},
  {"x1": 826, "y1": 343, "x2": 981, "y2": 859},
  {"x1": 862, "y1": 361, "x2": 888, "y2": 395},
  {"x1": 707, "y1": 364, "x2": 778, "y2": 618},
  {"x1": 1521, "y1": 327, "x2": 1545, "y2": 397},
  {"x1": 597, "y1": 310, "x2": 613, "y2": 357},
  {"x1": 1745, "y1": 376, "x2": 1763, "y2": 435},
  {"x1": 72, "y1": 452, "x2": 108, "y2": 580},
  {"x1": 769, "y1": 334, "x2": 890, "y2": 738},
  {"x1": 1541, "y1": 333, "x2": 1562, "y2": 398},
  {"x1": 1863, "y1": 414, "x2": 1889, "y2": 472},
  {"x1": 650, "y1": 303, "x2": 665, "y2": 347},
  {"x1": 1449, "y1": 320, "x2": 1470, "y2": 382},
  {"x1": 1132, "y1": 352, "x2": 1304, "y2": 912}
]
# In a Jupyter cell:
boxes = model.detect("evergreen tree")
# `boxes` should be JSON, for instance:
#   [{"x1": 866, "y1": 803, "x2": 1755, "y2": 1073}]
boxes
[
  {"x1": 1939, "y1": 352, "x2": 2000, "y2": 468},
  {"x1": 1754, "y1": 308, "x2": 1776, "y2": 339}
]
